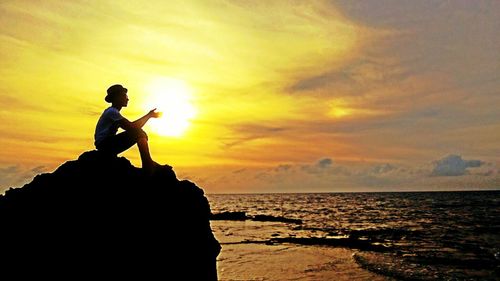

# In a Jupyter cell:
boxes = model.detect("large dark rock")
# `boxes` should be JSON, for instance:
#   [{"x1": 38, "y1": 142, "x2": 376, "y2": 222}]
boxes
[{"x1": 0, "y1": 150, "x2": 221, "y2": 280}]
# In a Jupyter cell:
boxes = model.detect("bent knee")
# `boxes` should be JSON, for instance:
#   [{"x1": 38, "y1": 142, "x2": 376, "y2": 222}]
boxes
[{"x1": 130, "y1": 128, "x2": 148, "y2": 140}]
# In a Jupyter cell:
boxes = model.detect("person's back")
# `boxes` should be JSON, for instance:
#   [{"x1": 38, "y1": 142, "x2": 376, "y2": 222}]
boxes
[{"x1": 94, "y1": 106, "x2": 123, "y2": 147}]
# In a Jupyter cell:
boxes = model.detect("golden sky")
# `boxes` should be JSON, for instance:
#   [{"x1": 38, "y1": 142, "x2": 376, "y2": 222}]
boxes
[{"x1": 1, "y1": 0, "x2": 499, "y2": 193}]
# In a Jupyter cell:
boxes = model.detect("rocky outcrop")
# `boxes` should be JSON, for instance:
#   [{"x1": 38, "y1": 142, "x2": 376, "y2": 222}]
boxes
[{"x1": 0, "y1": 150, "x2": 221, "y2": 280}]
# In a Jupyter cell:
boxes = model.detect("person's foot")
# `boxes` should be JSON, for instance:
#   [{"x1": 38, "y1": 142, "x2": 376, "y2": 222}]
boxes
[
  {"x1": 142, "y1": 160, "x2": 160, "y2": 176},
  {"x1": 162, "y1": 164, "x2": 173, "y2": 170}
]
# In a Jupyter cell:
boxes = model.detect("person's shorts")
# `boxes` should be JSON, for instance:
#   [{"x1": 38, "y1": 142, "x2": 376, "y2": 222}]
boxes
[{"x1": 96, "y1": 128, "x2": 148, "y2": 155}]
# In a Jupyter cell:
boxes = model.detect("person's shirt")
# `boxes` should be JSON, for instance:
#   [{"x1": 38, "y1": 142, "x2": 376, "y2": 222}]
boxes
[{"x1": 94, "y1": 106, "x2": 124, "y2": 146}]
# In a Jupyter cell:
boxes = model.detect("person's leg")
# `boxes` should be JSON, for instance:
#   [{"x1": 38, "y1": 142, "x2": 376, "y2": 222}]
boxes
[
  {"x1": 98, "y1": 128, "x2": 157, "y2": 170},
  {"x1": 137, "y1": 137, "x2": 154, "y2": 168},
  {"x1": 99, "y1": 130, "x2": 140, "y2": 155},
  {"x1": 135, "y1": 132, "x2": 159, "y2": 175}
]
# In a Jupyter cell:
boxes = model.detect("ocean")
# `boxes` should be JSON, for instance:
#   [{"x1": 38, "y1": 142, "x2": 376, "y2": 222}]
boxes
[{"x1": 207, "y1": 191, "x2": 500, "y2": 280}]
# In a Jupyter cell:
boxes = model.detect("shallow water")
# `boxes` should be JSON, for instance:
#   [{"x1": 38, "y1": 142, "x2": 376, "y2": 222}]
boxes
[{"x1": 208, "y1": 191, "x2": 500, "y2": 280}]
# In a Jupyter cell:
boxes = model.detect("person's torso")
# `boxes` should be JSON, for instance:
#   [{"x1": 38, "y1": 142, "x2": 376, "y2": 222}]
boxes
[{"x1": 94, "y1": 107, "x2": 123, "y2": 145}]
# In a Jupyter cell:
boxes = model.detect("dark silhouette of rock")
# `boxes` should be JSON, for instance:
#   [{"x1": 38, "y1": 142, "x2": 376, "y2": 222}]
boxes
[
  {"x1": 210, "y1": 211, "x2": 247, "y2": 220},
  {"x1": 267, "y1": 237, "x2": 390, "y2": 252},
  {"x1": 252, "y1": 215, "x2": 302, "y2": 224},
  {"x1": 210, "y1": 211, "x2": 302, "y2": 224},
  {"x1": 0, "y1": 150, "x2": 221, "y2": 280}
]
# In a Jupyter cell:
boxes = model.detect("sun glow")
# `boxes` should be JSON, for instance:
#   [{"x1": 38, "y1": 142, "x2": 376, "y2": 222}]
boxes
[{"x1": 144, "y1": 78, "x2": 196, "y2": 137}]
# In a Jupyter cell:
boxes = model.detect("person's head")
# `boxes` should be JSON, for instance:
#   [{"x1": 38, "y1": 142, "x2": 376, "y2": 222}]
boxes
[{"x1": 105, "y1": 84, "x2": 129, "y2": 107}]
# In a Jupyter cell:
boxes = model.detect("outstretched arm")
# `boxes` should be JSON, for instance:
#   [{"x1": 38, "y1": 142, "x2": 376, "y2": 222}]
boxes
[
  {"x1": 133, "y1": 108, "x2": 162, "y2": 128},
  {"x1": 118, "y1": 109, "x2": 162, "y2": 130}
]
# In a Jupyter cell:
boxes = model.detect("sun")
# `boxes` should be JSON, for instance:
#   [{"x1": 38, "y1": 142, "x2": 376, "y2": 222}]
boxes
[{"x1": 143, "y1": 77, "x2": 196, "y2": 137}]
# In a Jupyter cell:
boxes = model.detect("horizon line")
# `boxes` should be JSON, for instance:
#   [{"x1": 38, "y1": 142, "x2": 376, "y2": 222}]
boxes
[{"x1": 207, "y1": 188, "x2": 500, "y2": 195}]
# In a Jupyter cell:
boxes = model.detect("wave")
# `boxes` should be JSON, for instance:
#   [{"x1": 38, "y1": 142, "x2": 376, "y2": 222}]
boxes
[{"x1": 353, "y1": 252, "x2": 498, "y2": 281}]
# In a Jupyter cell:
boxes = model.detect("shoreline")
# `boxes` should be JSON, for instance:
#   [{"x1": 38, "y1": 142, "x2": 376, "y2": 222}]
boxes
[
  {"x1": 216, "y1": 243, "x2": 389, "y2": 281},
  {"x1": 212, "y1": 220, "x2": 390, "y2": 280}
]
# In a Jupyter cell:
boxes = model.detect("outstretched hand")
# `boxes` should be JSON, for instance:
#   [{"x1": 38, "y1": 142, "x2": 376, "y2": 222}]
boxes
[{"x1": 148, "y1": 108, "x2": 162, "y2": 118}]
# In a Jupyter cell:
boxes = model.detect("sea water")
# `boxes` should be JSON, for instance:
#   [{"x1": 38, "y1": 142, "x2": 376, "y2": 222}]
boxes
[{"x1": 207, "y1": 191, "x2": 500, "y2": 280}]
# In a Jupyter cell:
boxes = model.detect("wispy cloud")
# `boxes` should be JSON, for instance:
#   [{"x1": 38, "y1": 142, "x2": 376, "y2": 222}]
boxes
[{"x1": 1, "y1": 1, "x2": 499, "y2": 192}]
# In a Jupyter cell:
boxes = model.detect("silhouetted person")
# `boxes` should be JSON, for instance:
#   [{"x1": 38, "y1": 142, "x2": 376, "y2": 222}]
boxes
[{"x1": 94, "y1": 84, "x2": 161, "y2": 174}]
